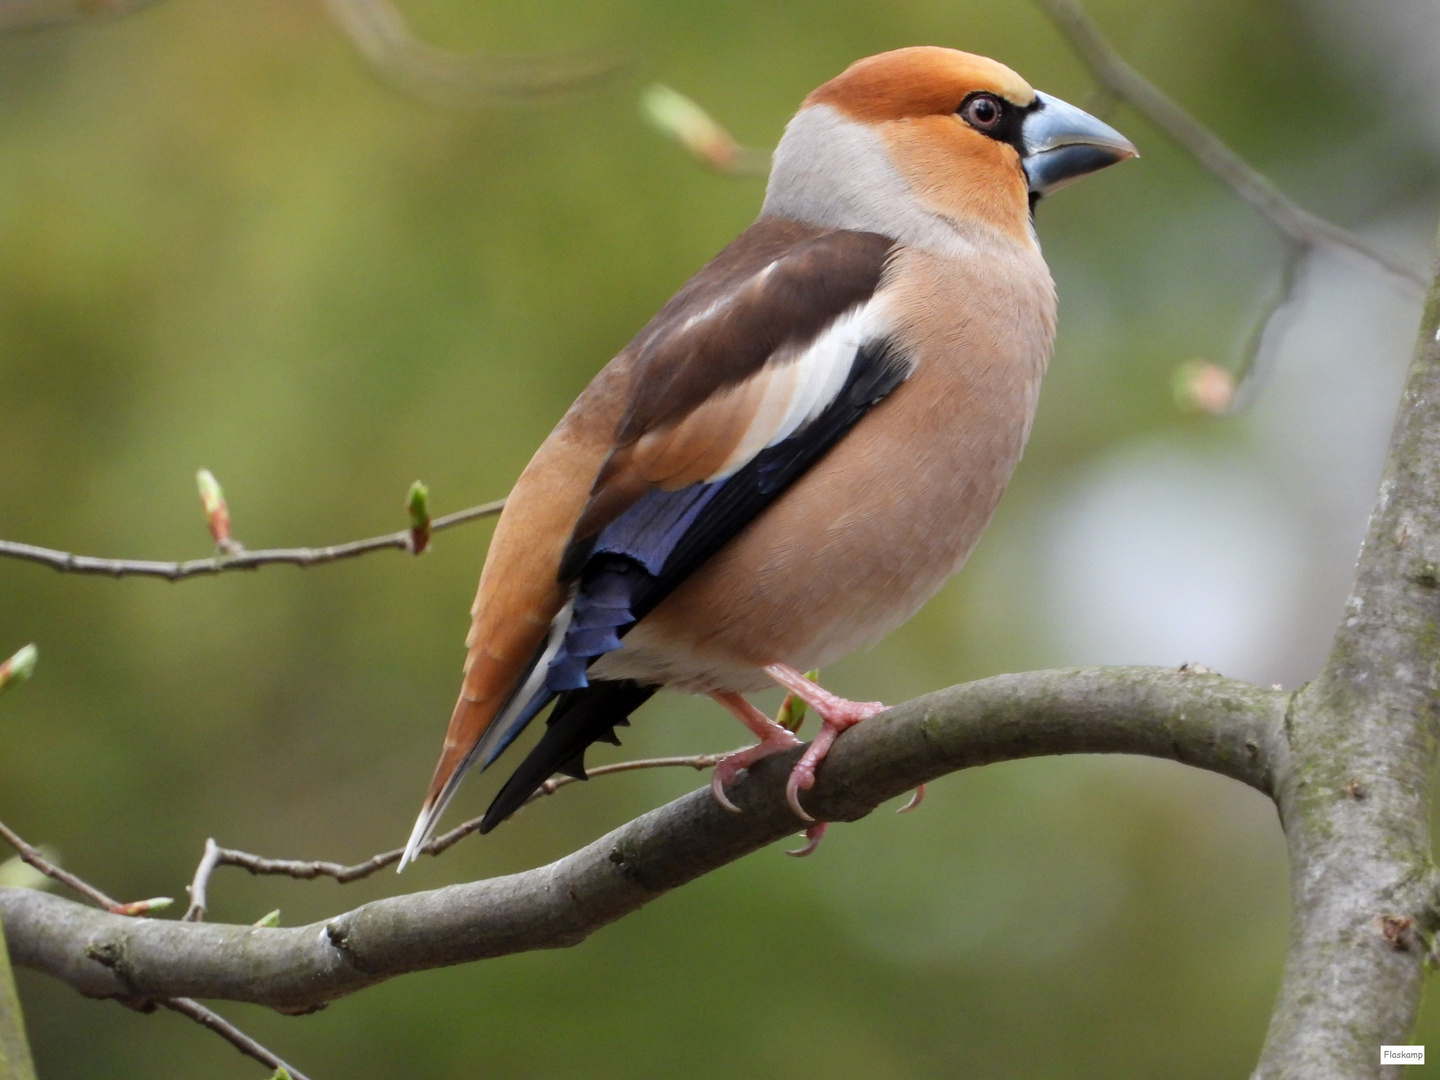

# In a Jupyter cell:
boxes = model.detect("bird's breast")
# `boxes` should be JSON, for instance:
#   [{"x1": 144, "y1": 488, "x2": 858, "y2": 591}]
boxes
[{"x1": 590, "y1": 244, "x2": 1057, "y2": 693}]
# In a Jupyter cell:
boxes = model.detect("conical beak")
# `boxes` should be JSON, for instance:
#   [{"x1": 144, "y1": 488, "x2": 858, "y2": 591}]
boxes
[{"x1": 1021, "y1": 90, "x2": 1137, "y2": 197}]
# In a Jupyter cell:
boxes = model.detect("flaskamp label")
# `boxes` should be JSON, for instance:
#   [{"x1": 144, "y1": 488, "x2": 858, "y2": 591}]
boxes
[{"x1": 1381, "y1": 1046, "x2": 1424, "y2": 1066}]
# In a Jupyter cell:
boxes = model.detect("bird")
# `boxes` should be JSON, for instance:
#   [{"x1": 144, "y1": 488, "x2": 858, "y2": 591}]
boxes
[{"x1": 399, "y1": 46, "x2": 1135, "y2": 869}]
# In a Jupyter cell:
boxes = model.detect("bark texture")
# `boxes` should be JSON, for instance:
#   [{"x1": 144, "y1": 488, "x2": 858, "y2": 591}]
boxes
[{"x1": 1251, "y1": 246, "x2": 1440, "y2": 1078}]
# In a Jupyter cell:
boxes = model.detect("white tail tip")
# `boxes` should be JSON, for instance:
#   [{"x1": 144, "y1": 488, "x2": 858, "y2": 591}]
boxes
[{"x1": 397, "y1": 807, "x2": 435, "y2": 873}]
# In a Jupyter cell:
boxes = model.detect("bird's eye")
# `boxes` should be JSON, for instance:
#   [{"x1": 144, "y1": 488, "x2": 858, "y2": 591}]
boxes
[{"x1": 961, "y1": 94, "x2": 1003, "y2": 131}]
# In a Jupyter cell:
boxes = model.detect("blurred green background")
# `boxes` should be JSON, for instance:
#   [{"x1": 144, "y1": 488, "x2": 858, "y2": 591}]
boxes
[{"x1": 1, "y1": 0, "x2": 1437, "y2": 1076}]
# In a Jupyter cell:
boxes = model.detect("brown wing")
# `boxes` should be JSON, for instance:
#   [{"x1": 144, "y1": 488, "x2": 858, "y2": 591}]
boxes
[
  {"x1": 578, "y1": 222, "x2": 895, "y2": 533},
  {"x1": 402, "y1": 217, "x2": 895, "y2": 863},
  {"x1": 617, "y1": 223, "x2": 896, "y2": 441}
]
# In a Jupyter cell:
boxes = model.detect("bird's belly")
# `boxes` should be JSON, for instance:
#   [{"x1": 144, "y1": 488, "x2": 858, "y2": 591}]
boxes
[{"x1": 588, "y1": 342, "x2": 1043, "y2": 695}]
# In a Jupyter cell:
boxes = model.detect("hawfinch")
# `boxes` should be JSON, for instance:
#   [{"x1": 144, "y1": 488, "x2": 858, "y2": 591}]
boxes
[{"x1": 400, "y1": 46, "x2": 1135, "y2": 868}]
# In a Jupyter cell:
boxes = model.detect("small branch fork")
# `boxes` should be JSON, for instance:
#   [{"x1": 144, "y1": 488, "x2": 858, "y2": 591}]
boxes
[
  {"x1": 1030, "y1": 0, "x2": 1429, "y2": 415},
  {"x1": 1033, "y1": 0, "x2": 1427, "y2": 290},
  {"x1": 0, "y1": 819, "x2": 310, "y2": 1080},
  {"x1": 180, "y1": 754, "x2": 724, "y2": 918},
  {"x1": 3, "y1": 637, "x2": 308, "y2": 1076},
  {"x1": 4, "y1": 754, "x2": 719, "y2": 1077}
]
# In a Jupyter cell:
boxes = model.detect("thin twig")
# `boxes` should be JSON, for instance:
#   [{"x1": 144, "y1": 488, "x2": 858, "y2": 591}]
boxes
[
  {"x1": 0, "y1": 498, "x2": 505, "y2": 582},
  {"x1": 0, "y1": 0, "x2": 625, "y2": 111},
  {"x1": 0, "y1": 818, "x2": 312, "y2": 1078},
  {"x1": 160, "y1": 998, "x2": 313, "y2": 1080},
  {"x1": 1224, "y1": 241, "x2": 1309, "y2": 414},
  {"x1": 1035, "y1": 0, "x2": 1429, "y2": 411},
  {"x1": 183, "y1": 838, "x2": 222, "y2": 923},
  {"x1": 0, "y1": 819, "x2": 118, "y2": 910},
  {"x1": 323, "y1": 0, "x2": 625, "y2": 108},
  {"x1": 1034, "y1": 0, "x2": 1429, "y2": 289},
  {"x1": 195, "y1": 754, "x2": 725, "y2": 889}
]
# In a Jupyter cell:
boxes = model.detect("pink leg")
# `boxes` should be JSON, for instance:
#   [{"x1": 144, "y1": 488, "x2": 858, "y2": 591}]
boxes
[
  {"x1": 707, "y1": 691, "x2": 802, "y2": 813},
  {"x1": 763, "y1": 663, "x2": 886, "y2": 821}
]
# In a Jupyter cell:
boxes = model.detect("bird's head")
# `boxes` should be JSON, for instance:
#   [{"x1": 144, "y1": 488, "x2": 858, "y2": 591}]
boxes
[{"x1": 764, "y1": 47, "x2": 1136, "y2": 248}]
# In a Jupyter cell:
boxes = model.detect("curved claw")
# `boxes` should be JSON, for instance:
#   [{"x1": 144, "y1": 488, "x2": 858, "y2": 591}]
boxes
[
  {"x1": 896, "y1": 783, "x2": 926, "y2": 814},
  {"x1": 710, "y1": 768, "x2": 742, "y2": 813},
  {"x1": 785, "y1": 768, "x2": 816, "y2": 822},
  {"x1": 785, "y1": 822, "x2": 828, "y2": 857}
]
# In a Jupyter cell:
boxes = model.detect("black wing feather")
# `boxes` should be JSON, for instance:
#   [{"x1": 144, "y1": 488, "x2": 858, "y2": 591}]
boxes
[{"x1": 480, "y1": 681, "x2": 656, "y2": 833}]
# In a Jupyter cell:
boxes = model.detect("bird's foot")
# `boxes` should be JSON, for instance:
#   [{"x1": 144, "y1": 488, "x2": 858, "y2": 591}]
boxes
[
  {"x1": 763, "y1": 663, "x2": 885, "y2": 727},
  {"x1": 708, "y1": 691, "x2": 803, "y2": 813},
  {"x1": 764, "y1": 663, "x2": 886, "y2": 821},
  {"x1": 786, "y1": 822, "x2": 828, "y2": 857},
  {"x1": 709, "y1": 731, "x2": 803, "y2": 812}
]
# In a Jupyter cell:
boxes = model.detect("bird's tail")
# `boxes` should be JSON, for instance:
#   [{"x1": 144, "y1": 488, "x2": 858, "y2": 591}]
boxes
[
  {"x1": 399, "y1": 608, "x2": 575, "y2": 871},
  {"x1": 399, "y1": 695, "x2": 494, "y2": 871}
]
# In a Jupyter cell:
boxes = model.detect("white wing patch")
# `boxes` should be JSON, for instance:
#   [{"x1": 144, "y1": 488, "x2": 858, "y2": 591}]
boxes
[{"x1": 707, "y1": 297, "x2": 891, "y2": 482}]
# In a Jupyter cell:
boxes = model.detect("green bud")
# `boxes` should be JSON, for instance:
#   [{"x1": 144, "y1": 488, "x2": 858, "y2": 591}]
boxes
[
  {"x1": 407, "y1": 481, "x2": 432, "y2": 555},
  {"x1": 109, "y1": 897, "x2": 174, "y2": 917},
  {"x1": 641, "y1": 84, "x2": 739, "y2": 170},
  {"x1": 775, "y1": 670, "x2": 819, "y2": 732},
  {"x1": 196, "y1": 469, "x2": 232, "y2": 546},
  {"x1": 0, "y1": 643, "x2": 37, "y2": 695}
]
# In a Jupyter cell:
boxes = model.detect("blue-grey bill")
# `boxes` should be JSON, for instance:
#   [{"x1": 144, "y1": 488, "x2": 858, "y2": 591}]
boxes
[{"x1": 1022, "y1": 90, "x2": 1137, "y2": 196}]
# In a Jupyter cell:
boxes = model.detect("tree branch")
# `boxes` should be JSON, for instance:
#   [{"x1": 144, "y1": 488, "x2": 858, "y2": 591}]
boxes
[
  {"x1": 1029, "y1": 0, "x2": 1433, "y2": 422},
  {"x1": 0, "y1": 498, "x2": 504, "y2": 582},
  {"x1": 0, "y1": 818, "x2": 314, "y2": 1077},
  {"x1": 0, "y1": 666, "x2": 1284, "y2": 1011},
  {"x1": 0, "y1": 821, "x2": 119, "y2": 912},
  {"x1": 1249, "y1": 237, "x2": 1440, "y2": 1076},
  {"x1": 1033, "y1": 0, "x2": 1428, "y2": 288}
]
